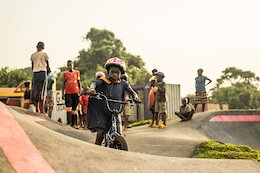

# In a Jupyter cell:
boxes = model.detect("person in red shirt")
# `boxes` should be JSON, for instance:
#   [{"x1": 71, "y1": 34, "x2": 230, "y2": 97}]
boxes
[
  {"x1": 62, "y1": 60, "x2": 81, "y2": 128},
  {"x1": 79, "y1": 87, "x2": 89, "y2": 128}
]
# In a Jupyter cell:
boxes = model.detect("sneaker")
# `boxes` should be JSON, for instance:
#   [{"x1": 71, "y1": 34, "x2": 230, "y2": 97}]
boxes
[
  {"x1": 158, "y1": 124, "x2": 166, "y2": 128},
  {"x1": 151, "y1": 124, "x2": 159, "y2": 128}
]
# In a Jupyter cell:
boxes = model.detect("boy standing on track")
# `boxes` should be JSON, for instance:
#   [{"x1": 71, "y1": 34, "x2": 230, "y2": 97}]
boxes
[
  {"x1": 45, "y1": 68, "x2": 54, "y2": 118},
  {"x1": 148, "y1": 79, "x2": 158, "y2": 127},
  {"x1": 62, "y1": 60, "x2": 81, "y2": 128},
  {"x1": 87, "y1": 57, "x2": 140, "y2": 145},
  {"x1": 30, "y1": 41, "x2": 50, "y2": 113},
  {"x1": 79, "y1": 87, "x2": 89, "y2": 128},
  {"x1": 154, "y1": 71, "x2": 167, "y2": 128},
  {"x1": 120, "y1": 73, "x2": 132, "y2": 131}
]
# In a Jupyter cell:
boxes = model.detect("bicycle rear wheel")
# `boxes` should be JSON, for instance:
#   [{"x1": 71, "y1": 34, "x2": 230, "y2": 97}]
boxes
[{"x1": 112, "y1": 136, "x2": 128, "y2": 151}]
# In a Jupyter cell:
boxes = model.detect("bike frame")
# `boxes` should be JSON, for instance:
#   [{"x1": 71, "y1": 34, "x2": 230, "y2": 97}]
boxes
[
  {"x1": 93, "y1": 93, "x2": 130, "y2": 148},
  {"x1": 105, "y1": 114, "x2": 121, "y2": 147}
]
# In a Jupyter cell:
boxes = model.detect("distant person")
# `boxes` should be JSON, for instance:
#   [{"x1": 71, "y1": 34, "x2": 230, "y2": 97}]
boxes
[
  {"x1": 149, "y1": 68, "x2": 158, "y2": 85},
  {"x1": 95, "y1": 71, "x2": 105, "y2": 80},
  {"x1": 154, "y1": 72, "x2": 167, "y2": 128},
  {"x1": 89, "y1": 71, "x2": 106, "y2": 90},
  {"x1": 14, "y1": 80, "x2": 32, "y2": 109},
  {"x1": 79, "y1": 87, "x2": 89, "y2": 128},
  {"x1": 148, "y1": 79, "x2": 158, "y2": 128},
  {"x1": 120, "y1": 73, "x2": 132, "y2": 131},
  {"x1": 45, "y1": 68, "x2": 54, "y2": 118},
  {"x1": 23, "y1": 81, "x2": 31, "y2": 109},
  {"x1": 194, "y1": 68, "x2": 212, "y2": 112},
  {"x1": 175, "y1": 97, "x2": 195, "y2": 121},
  {"x1": 30, "y1": 41, "x2": 50, "y2": 113},
  {"x1": 62, "y1": 60, "x2": 81, "y2": 129}
]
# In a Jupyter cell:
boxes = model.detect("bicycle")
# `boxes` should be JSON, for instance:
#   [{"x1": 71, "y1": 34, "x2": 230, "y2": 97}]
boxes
[{"x1": 93, "y1": 92, "x2": 136, "y2": 151}]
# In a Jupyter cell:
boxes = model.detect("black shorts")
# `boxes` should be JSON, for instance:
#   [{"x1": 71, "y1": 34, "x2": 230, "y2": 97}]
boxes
[{"x1": 65, "y1": 94, "x2": 79, "y2": 110}]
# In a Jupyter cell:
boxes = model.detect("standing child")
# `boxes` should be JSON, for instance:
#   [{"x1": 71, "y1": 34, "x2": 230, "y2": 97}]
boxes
[
  {"x1": 87, "y1": 57, "x2": 140, "y2": 145},
  {"x1": 30, "y1": 41, "x2": 50, "y2": 113},
  {"x1": 194, "y1": 68, "x2": 212, "y2": 112},
  {"x1": 120, "y1": 73, "x2": 132, "y2": 131},
  {"x1": 149, "y1": 69, "x2": 158, "y2": 84},
  {"x1": 154, "y1": 72, "x2": 167, "y2": 128},
  {"x1": 45, "y1": 68, "x2": 54, "y2": 118},
  {"x1": 148, "y1": 79, "x2": 158, "y2": 127},
  {"x1": 79, "y1": 87, "x2": 89, "y2": 128},
  {"x1": 62, "y1": 60, "x2": 81, "y2": 128}
]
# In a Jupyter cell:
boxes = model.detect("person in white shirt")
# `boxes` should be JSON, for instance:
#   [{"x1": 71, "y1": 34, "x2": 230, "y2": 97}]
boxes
[{"x1": 30, "y1": 41, "x2": 50, "y2": 113}]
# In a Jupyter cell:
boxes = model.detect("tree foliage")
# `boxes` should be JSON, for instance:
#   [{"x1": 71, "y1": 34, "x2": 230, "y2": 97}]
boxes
[
  {"x1": 215, "y1": 67, "x2": 259, "y2": 88},
  {"x1": 0, "y1": 67, "x2": 32, "y2": 87},
  {"x1": 210, "y1": 67, "x2": 260, "y2": 109},
  {"x1": 56, "y1": 28, "x2": 150, "y2": 88}
]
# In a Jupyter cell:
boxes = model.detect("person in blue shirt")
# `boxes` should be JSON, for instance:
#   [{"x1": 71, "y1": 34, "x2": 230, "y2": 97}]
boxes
[
  {"x1": 45, "y1": 68, "x2": 54, "y2": 118},
  {"x1": 195, "y1": 68, "x2": 212, "y2": 112}
]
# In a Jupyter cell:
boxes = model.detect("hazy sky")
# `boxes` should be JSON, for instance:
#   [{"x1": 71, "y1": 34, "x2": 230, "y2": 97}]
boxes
[{"x1": 1, "y1": 0, "x2": 260, "y2": 96}]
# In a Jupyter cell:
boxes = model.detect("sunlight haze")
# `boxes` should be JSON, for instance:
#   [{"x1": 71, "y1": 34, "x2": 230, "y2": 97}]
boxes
[{"x1": 0, "y1": 0, "x2": 260, "y2": 96}]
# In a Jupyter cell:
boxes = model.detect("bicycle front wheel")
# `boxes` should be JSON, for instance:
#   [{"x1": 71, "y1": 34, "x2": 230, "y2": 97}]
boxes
[{"x1": 112, "y1": 136, "x2": 128, "y2": 151}]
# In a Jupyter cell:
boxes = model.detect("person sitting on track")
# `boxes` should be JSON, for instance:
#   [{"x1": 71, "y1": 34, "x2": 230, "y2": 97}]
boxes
[{"x1": 175, "y1": 97, "x2": 195, "y2": 121}]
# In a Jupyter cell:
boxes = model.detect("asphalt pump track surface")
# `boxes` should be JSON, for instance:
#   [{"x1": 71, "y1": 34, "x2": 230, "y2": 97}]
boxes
[{"x1": 0, "y1": 102, "x2": 259, "y2": 173}]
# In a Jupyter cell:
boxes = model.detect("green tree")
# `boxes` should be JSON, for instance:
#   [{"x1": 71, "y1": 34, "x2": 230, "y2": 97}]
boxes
[
  {"x1": 210, "y1": 67, "x2": 260, "y2": 109},
  {"x1": 56, "y1": 28, "x2": 150, "y2": 89},
  {"x1": 0, "y1": 67, "x2": 32, "y2": 87}
]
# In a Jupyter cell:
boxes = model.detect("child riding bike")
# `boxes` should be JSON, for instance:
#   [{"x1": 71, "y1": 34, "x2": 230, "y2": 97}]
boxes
[{"x1": 87, "y1": 57, "x2": 140, "y2": 145}]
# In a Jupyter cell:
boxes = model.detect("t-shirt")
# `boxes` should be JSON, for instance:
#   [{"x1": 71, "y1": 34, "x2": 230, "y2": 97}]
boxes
[
  {"x1": 180, "y1": 103, "x2": 195, "y2": 114},
  {"x1": 80, "y1": 95, "x2": 89, "y2": 114},
  {"x1": 31, "y1": 51, "x2": 49, "y2": 72},
  {"x1": 24, "y1": 90, "x2": 31, "y2": 100},
  {"x1": 64, "y1": 70, "x2": 80, "y2": 94},
  {"x1": 195, "y1": 75, "x2": 208, "y2": 92},
  {"x1": 156, "y1": 81, "x2": 166, "y2": 102}
]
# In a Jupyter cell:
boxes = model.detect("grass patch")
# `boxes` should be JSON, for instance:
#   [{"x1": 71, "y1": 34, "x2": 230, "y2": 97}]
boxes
[
  {"x1": 129, "y1": 120, "x2": 152, "y2": 127},
  {"x1": 193, "y1": 141, "x2": 260, "y2": 161},
  {"x1": 129, "y1": 117, "x2": 175, "y2": 127}
]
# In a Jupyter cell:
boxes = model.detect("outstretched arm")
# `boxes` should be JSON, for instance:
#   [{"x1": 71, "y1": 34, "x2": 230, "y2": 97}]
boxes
[{"x1": 206, "y1": 78, "x2": 212, "y2": 86}]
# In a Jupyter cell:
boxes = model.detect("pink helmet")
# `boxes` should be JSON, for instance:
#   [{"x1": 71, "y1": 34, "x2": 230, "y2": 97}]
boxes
[
  {"x1": 104, "y1": 57, "x2": 126, "y2": 73},
  {"x1": 95, "y1": 71, "x2": 105, "y2": 79}
]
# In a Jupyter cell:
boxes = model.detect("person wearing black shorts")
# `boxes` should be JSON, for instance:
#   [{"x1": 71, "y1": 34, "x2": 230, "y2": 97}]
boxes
[{"x1": 62, "y1": 60, "x2": 81, "y2": 128}]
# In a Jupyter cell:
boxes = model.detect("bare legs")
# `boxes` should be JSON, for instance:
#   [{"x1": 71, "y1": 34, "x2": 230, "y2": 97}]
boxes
[{"x1": 194, "y1": 103, "x2": 206, "y2": 112}]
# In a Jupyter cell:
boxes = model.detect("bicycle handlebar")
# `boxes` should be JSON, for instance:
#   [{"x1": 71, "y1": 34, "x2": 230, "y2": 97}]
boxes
[{"x1": 92, "y1": 92, "x2": 134, "y2": 114}]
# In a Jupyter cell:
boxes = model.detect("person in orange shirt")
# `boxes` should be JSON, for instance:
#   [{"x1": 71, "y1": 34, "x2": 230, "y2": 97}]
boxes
[
  {"x1": 62, "y1": 60, "x2": 81, "y2": 128},
  {"x1": 148, "y1": 79, "x2": 158, "y2": 127}
]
